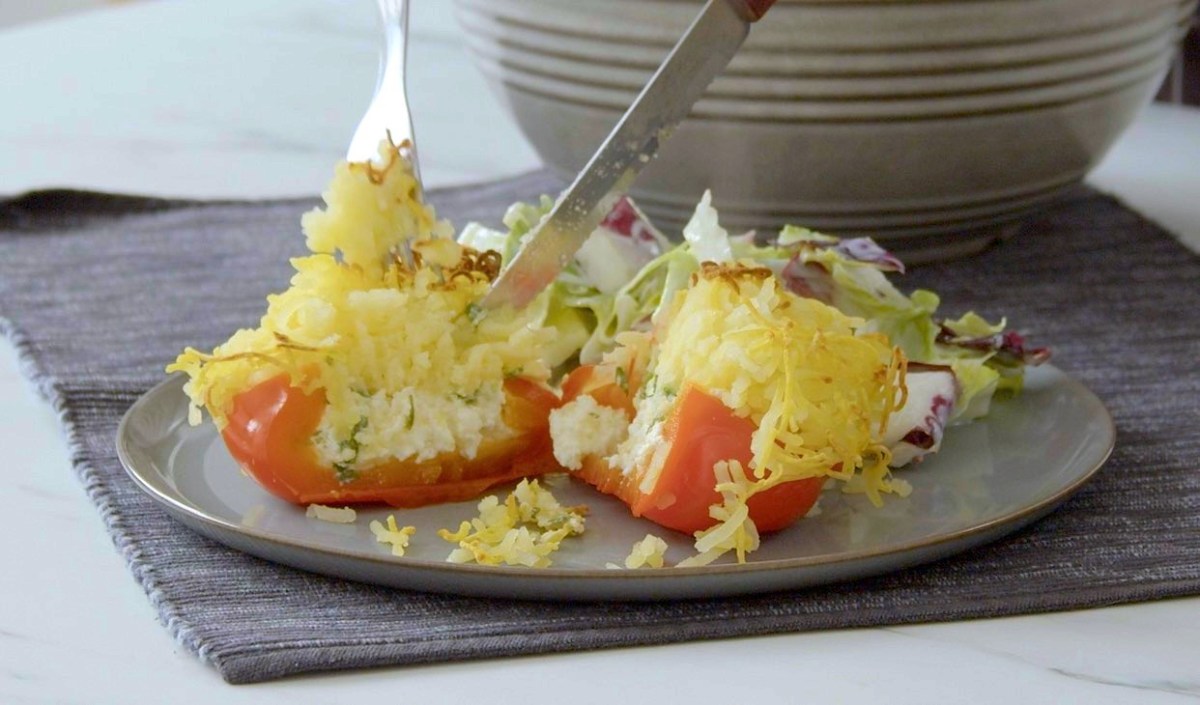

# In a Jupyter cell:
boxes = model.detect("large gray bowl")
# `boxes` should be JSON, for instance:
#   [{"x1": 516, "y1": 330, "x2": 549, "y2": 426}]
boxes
[{"x1": 455, "y1": 0, "x2": 1196, "y2": 261}]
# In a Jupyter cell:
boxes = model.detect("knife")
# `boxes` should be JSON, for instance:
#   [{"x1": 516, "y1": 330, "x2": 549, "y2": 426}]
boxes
[{"x1": 480, "y1": 0, "x2": 777, "y2": 311}]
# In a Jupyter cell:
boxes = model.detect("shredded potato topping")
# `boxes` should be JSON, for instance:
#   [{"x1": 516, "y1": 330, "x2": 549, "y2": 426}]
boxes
[
  {"x1": 625, "y1": 264, "x2": 909, "y2": 565},
  {"x1": 167, "y1": 141, "x2": 553, "y2": 471}
]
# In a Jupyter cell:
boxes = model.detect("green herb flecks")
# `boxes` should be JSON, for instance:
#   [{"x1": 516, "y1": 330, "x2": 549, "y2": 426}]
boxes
[
  {"x1": 333, "y1": 416, "x2": 369, "y2": 484},
  {"x1": 615, "y1": 366, "x2": 629, "y2": 394},
  {"x1": 638, "y1": 373, "x2": 657, "y2": 399},
  {"x1": 466, "y1": 302, "x2": 485, "y2": 324},
  {"x1": 332, "y1": 462, "x2": 356, "y2": 484}
]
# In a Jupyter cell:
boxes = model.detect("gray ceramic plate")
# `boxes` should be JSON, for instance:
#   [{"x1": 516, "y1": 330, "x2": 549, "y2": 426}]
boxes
[{"x1": 116, "y1": 365, "x2": 1113, "y2": 601}]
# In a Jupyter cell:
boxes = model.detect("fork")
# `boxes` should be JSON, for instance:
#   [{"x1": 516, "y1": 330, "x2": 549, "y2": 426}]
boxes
[
  {"x1": 346, "y1": 0, "x2": 421, "y2": 183},
  {"x1": 347, "y1": 0, "x2": 432, "y2": 270}
]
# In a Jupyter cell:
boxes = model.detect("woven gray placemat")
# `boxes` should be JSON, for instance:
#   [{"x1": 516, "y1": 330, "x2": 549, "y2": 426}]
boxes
[{"x1": 1, "y1": 174, "x2": 1197, "y2": 684}]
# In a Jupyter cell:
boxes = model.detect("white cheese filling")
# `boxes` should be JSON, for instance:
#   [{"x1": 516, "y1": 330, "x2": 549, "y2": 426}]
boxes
[
  {"x1": 312, "y1": 380, "x2": 512, "y2": 469},
  {"x1": 611, "y1": 385, "x2": 676, "y2": 493},
  {"x1": 548, "y1": 395, "x2": 630, "y2": 470}
]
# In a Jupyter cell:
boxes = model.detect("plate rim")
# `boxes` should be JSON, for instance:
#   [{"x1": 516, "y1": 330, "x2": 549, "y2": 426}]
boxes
[{"x1": 115, "y1": 367, "x2": 1115, "y2": 584}]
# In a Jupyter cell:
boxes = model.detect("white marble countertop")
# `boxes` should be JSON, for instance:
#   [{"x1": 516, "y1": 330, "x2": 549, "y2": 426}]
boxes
[{"x1": 2, "y1": 1, "x2": 1199, "y2": 703}]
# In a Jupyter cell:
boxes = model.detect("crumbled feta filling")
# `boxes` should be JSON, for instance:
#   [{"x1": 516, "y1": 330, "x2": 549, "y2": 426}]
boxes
[
  {"x1": 548, "y1": 395, "x2": 629, "y2": 470},
  {"x1": 312, "y1": 381, "x2": 511, "y2": 468}
]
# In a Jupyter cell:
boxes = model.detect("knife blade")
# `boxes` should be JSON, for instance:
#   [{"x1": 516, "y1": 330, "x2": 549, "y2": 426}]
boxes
[{"x1": 480, "y1": 0, "x2": 777, "y2": 311}]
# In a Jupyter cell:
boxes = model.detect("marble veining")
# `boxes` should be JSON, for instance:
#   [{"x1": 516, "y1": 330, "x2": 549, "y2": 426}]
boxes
[
  {"x1": 1046, "y1": 670, "x2": 1200, "y2": 700},
  {"x1": 883, "y1": 624, "x2": 1200, "y2": 701}
]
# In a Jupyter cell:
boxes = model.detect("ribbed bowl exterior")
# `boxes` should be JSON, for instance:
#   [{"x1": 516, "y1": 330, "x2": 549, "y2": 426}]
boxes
[{"x1": 455, "y1": 0, "x2": 1197, "y2": 259}]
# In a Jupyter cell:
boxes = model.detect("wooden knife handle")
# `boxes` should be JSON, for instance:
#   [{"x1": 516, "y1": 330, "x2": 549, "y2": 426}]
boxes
[{"x1": 738, "y1": 0, "x2": 778, "y2": 22}]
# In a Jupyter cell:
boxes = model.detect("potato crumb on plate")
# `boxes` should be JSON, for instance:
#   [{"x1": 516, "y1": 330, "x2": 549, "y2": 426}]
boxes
[
  {"x1": 370, "y1": 515, "x2": 416, "y2": 557},
  {"x1": 607, "y1": 534, "x2": 669, "y2": 570},
  {"x1": 438, "y1": 479, "x2": 586, "y2": 568},
  {"x1": 305, "y1": 504, "x2": 357, "y2": 524}
]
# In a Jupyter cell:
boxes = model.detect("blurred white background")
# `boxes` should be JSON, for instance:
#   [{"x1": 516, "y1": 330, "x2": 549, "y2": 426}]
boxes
[
  {"x1": 0, "y1": 0, "x2": 114, "y2": 27},
  {"x1": 3, "y1": 1, "x2": 1195, "y2": 104}
]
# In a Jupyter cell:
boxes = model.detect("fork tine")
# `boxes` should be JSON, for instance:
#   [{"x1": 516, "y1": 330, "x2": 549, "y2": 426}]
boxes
[{"x1": 347, "y1": 0, "x2": 419, "y2": 181}]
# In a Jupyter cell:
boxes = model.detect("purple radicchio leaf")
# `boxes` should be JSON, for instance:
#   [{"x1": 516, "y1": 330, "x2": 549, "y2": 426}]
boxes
[
  {"x1": 777, "y1": 236, "x2": 904, "y2": 302},
  {"x1": 936, "y1": 325, "x2": 1052, "y2": 366},
  {"x1": 598, "y1": 197, "x2": 666, "y2": 255},
  {"x1": 887, "y1": 367, "x2": 958, "y2": 466},
  {"x1": 832, "y1": 238, "x2": 905, "y2": 273},
  {"x1": 901, "y1": 392, "x2": 955, "y2": 450},
  {"x1": 780, "y1": 257, "x2": 836, "y2": 303}
]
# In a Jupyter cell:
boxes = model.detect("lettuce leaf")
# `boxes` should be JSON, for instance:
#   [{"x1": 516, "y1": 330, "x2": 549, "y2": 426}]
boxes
[
  {"x1": 461, "y1": 192, "x2": 1046, "y2": 420},
  {"x1": 770, "y1": 228, "x2": 1046, "y2": 422}
]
